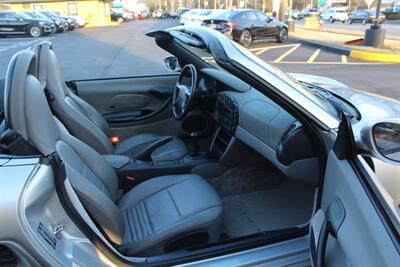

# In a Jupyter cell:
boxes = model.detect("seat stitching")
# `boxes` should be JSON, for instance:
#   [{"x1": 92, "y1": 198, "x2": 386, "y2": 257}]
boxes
[
  {"x1": 123, "y1": 209, "x2": 134, "y2": 242},
  {"x1": 143, "y1": 200, "x2": 154, "y2": 233},
  {"x1": 167, "y1": 189, "x2": 181, "y2": 217},
  {"x1": 131, "y1": 206, "x2": 141, "y2": 241},
  {"x1": 133, "y1": 176, "x2": 192, "y2": 202},
  {"x1": 134, "y1": 205, "x2": 144, "y2": 240},
  {"x1": 139, "y1": 201, "x2": 152, "y2": 237},
  {"x1": 137, "y1": 202, "x2": 147, "y2": 237},
  {"x1": 152, "y1": 204, "x2": 223, "y2": 233}
]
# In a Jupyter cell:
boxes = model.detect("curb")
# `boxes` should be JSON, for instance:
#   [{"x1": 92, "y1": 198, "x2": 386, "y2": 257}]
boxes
[
  {"x1": 289, "y1": 36, "x2": 400, "y2": 63},
  {"x1": 349, "y1": 50, "x2": 400, "y2": 63},
  {"x1": 289, "y1": 36, "x2": 351, "y2": 55}
]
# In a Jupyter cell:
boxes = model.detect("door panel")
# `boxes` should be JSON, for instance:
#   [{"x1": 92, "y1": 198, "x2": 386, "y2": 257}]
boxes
[
  {"x1": 71, "y1": 74, "x2": 184, "y2": 139},
  {"x1": 73, "y1": 74, "x2": 177, "y2": 114},
  {"x1": 320, "y1": 151, "x2": 399, "y2": 267}
]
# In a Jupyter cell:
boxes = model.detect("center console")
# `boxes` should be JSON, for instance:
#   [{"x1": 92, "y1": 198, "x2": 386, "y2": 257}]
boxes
[{"x1": 216, "y1": 94, "x2": 239, "y2": 134}]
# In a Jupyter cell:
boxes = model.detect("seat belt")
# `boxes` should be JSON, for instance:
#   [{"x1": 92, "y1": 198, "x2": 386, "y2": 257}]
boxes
[
  {"x1": 310, "y1": 198, "x2": 346, "y2": 267},
  {"x1": 0, "y1": 128, "x2": 41, "y2": 156}
]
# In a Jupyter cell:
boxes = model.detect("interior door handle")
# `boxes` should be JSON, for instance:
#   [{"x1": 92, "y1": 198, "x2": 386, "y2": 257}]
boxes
[{"x1": 148, "y1": 86, "x2": 173, "y2": 98}]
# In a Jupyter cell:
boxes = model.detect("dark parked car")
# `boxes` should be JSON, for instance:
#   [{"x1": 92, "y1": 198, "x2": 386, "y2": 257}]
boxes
[
  {"x1": 48, "y1": 10, "x2": 78, "y2": 30},
  {"x1": 348, "y1": 10, "x2": 386, "y2": 24},
  {"x1": 203, "y1": 9, "x2": 288, "y2": 47},
  {"x1": 110, "y1": 9, "x2": 133, "y2": 23},
  {"x1": 0, "y1": 10, "x2": 55, "y2": 37},
  {"x1": 36, "y1": 10, "x2": 68, "y2": 33}
]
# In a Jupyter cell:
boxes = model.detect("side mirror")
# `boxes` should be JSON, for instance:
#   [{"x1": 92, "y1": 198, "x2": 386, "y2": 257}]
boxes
[
  {"x1": 355, "y1": 120, "x2": 400, "y2": 165},
  {"x1": 267, "y1": 17, "x2": 273, "y2": 23},
  {"x1": 163, "y1": 56, "x2": 181, "y2": 72},
  {"x1": 373, "y1": 123, "x2": 400, "y2": 162}
]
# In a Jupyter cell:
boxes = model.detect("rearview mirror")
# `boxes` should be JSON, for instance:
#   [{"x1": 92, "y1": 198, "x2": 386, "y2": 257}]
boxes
[
  {"x1": 373, "y1": 123, "x2": 400, "y2": 162},
  {"x1": 163, "y1": 56, "x2": 181, "y2": 72}
]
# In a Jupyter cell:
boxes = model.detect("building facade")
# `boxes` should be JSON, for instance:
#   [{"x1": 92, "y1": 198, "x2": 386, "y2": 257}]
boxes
[{"x1": 0, "y1": 0, "x2": 114, "y2": 27}]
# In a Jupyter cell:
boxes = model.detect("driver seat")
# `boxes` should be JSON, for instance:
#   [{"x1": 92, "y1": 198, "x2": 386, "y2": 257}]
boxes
[{"x1": 33, "y1": 42, "x2": 188, "y2": 162}]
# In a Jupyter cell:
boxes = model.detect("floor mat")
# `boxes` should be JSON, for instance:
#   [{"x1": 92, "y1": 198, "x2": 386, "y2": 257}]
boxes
[
  {"x1": 207, "y1": 154, "x2": 285, "y2": 197},
  {"x1": 222, "y1": 179, "x2": 315, "y2": 237}
]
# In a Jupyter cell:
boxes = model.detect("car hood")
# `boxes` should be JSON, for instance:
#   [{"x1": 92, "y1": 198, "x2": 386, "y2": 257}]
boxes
[{"x1": 289, "y1": 73, "x2": 400, "y2": 119}]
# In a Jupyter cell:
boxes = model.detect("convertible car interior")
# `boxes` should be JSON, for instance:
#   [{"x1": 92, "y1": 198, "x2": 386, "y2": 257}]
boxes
[{"x1": 1, "y1": 36, "x2": 321, "y2": 258}]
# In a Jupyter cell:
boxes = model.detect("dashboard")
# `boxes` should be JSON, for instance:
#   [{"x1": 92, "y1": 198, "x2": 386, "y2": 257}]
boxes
[{"x1": 198, "y1": 68, "x2": 319, "y2": 185}]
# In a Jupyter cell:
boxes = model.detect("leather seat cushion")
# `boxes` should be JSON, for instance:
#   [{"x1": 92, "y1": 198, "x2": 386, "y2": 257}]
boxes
[
  {"x1": 114, "y1": 133, "x2": 189, "y2": 162},
  {"x1": 118, "y1": 174, "x2": 223, "y2": 256}
]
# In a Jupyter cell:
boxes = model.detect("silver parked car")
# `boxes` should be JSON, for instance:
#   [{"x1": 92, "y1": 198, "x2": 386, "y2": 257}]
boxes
[{"x1": 0, "y1": 26, "x2": 399, "y2": 266}]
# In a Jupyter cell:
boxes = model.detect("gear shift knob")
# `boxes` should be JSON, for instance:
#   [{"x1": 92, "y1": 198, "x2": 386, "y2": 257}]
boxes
[{"x1": 189, "y1": 132, "x2": 200, "y2": 156}]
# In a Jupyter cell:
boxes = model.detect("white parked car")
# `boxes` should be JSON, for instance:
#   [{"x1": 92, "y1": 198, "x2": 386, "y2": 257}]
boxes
[
  {"x1": 320, "y1": 8, "x2": 348, "y2": 23},
  {"x1": 180, "y1": 9, "x2": 200, "y2": 25},
  {"x1": 185, "y1": 9, "x2": 216, "y2": 27},
  {"x1": 68, "y1": 15, "x2": 87, "y2": 28}
]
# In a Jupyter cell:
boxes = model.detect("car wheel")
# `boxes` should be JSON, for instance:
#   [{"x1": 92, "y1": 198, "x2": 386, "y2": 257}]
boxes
[
  {"x1": 347, "y1": 19, "x2": 352, "y2": 24},
  {"x1": 277, "y1": 28, "x2": 288, "y2": 43},
  {"x1": 329, "y1": 17, "x2": 334, "y2": 23},
  {"x1": 361, "y1": 19, "x2": 367, "y2": 25},
  {"x1": 29, "y1": 25, "x2": 42, "y2": 38},
  {"x1": 117, "y1": 17, "x2": 123, "y2": 23},
  {"x1": 239, "y1": 30, "x2": 252, "y2": 47}
]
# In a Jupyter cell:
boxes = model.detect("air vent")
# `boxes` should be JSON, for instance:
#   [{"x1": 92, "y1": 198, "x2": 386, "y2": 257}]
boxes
[
  {"x1": 217, "y1": 94, "x2": 239, "y2": 133},
  {"x1": 0, "y1": 245, "x2": 17, "y2": 267},
  {"x1": 282, "y1": 123, "x2": 300, "y2": 144}
]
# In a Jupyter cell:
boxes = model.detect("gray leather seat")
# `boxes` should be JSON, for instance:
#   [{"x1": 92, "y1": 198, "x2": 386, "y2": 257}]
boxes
[
  {"x1": 4, "y1": 50, "x2": 223, "y2": 256},
  {"x1": 33, "y1": 42, "x2": 188, "y2": 162}
]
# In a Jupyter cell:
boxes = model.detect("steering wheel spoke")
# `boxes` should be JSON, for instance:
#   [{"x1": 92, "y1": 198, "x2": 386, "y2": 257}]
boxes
[{"x1": 172, "y1": 64, "x2": 197, "y2": 120}]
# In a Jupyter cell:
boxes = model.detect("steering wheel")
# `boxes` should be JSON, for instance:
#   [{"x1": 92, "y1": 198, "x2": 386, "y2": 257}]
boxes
[{"x1": 172, "y1": 64, "x2": 197, "y2": 120}]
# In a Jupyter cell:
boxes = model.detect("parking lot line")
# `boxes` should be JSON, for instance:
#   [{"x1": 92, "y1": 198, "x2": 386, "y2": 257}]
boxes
[
  {"x1": 250, "y1": 43, "x2": 299, "y2": 56},
  {"x1": 341, "y1": 55, "x2": 348, "y2": 64},
  {"x1": 273, "y1": 61, "x2": 394, "y2": 65},
  {"x1": 273, "y1": 44, "x2": 301, "y2": 63},
  {"x1": 307, "y1": 49, "x2": 320, "y2": 63}
]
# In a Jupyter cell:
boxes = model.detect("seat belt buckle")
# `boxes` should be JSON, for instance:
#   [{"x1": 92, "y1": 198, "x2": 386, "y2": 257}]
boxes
[{"x1": 109, "y1": 135, "x2": 120, "y2": 145}]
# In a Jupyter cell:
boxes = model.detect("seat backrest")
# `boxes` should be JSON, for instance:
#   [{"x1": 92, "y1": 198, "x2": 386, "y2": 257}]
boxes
[
  {"x1": 33, "y1": 42, "x2": 114, "y2": 154},
  {"x1": 4, "y1": 50, "x2": 125, "y2": 245}
]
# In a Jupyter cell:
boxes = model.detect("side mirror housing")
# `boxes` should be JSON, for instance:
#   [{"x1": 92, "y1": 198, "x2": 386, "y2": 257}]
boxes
[
  {"x1": 163, "y1": 56, "x2": 181, "y2": 72},
  {"x1": 355, "y1": 120, "x2": 400, "y2": 165},
  {"x1": 373, "y1": 122, "x2": 400, "y2": 162}
]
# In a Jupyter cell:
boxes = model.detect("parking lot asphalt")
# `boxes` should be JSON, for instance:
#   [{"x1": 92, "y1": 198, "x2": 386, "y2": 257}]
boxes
[
  {"x1": 0, "y1": 19, "x2": 399, "y2": 101},
  {"x1": 296, "y1": 20, "x2": 400, "y2": 37}
]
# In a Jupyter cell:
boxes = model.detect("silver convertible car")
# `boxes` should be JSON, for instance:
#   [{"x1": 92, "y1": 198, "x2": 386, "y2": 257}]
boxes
[{"x1": 0, "y1": 26, "x2": 399, "y2": 266}]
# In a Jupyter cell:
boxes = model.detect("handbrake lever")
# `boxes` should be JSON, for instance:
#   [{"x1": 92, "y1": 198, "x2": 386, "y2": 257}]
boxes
[{"x1": 135, "y1": 136, "x2": 173, "y2": 161}]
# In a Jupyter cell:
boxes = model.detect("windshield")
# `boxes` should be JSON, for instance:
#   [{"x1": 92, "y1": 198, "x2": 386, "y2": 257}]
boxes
[
  {"x1": 14, "y1": 12, "x2": 30, "y2": 20},
  {"x1": 197, "y1": 10, "x2": 212, "y2": 16},
  {"x1": 212, "y1": 10, "x2": 241, "y2": 19}
]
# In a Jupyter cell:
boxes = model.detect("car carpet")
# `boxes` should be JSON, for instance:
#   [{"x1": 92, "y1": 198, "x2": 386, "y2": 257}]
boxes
[
  {"x1": 221, "y1": 179, "x2": 315, "y2": 237},
  {"x1": 206, "y1": 153, "x2": 285, "y2": 197},
  {"x1": 205, "y1": 152, "x2": 315, "y2": 237}
]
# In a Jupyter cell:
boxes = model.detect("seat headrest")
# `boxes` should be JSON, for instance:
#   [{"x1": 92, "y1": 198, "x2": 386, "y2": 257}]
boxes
[
  {"x1": 33, "y1": 41, "x2": 70, "y2": 97},
  {"x1": 4, "y1": 49, "x2": 60, "y2": 156}
]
